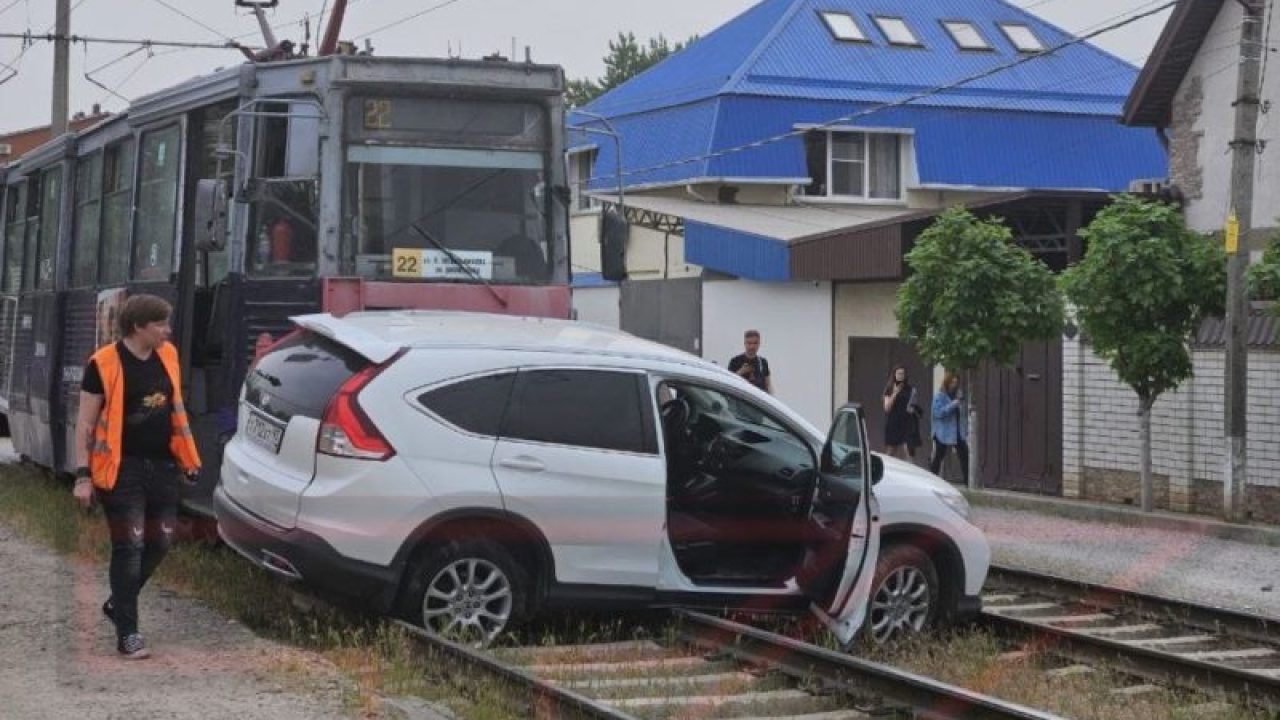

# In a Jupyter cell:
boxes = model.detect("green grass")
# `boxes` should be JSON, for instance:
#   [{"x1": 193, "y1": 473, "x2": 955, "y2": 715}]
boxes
[
  {"x1": 0, "y1": 463, "x2": 524, "y2": 719},
  {"x1": 4, "y1": 464, "x2": 1270, "y2": 720}
]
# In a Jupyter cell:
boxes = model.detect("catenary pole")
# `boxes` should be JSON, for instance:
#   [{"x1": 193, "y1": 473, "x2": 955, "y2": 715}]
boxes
[
  {"x1": 50, "y1": 0, "x2": 70, "y2": 136},
  {"x1": 1224, "y1": 0, "x2": 1265, "y2": 522}
]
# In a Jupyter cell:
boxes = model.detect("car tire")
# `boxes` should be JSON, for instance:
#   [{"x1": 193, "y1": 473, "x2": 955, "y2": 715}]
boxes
[
  {"x1": 866, "y1": 543, "x2": 939, "y2": 645},
  {"x1": 405, "y1": 539, "x2": 528, "y2": 647}
]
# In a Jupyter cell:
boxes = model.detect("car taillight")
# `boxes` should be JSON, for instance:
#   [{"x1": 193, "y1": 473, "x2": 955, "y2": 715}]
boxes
[{"x1": 317, "y1": 351, "x2": 403, "y2": 461}]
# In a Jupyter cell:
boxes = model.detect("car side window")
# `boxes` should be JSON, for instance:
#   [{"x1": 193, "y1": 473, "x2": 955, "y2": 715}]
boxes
[
  {"x1": 503, "y1": 369, "x2": 656, "y2": 454},
  {"x1": 418, "y1": 373, "x2": 516, "y2": 436}
]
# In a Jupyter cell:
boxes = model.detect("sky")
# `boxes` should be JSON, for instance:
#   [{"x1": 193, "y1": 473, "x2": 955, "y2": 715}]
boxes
[{"x1": 0, "y1": 0, "x2": 1173, "y2": 134}]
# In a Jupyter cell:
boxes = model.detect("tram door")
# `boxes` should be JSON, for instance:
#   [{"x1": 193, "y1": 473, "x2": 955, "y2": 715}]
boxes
[{"x1": 177, "y1": 101, "x2": 240, "y2": 514}]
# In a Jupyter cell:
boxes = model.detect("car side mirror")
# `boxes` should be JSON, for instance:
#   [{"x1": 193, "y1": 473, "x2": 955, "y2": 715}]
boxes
[
  {"x1": 599, "y1": 205, "x2": 628, "y2": 282},
  {"x1": 193, "y1": 179, "x2": 229, "y2": 252},
  {"x1": 871, "y1": 454, "x2": 884, "y2": 486}
]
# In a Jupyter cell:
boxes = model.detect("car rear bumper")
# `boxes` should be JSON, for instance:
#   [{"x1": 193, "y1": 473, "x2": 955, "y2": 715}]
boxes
[{"x1": 214, "y1": 484, "x2": 402, "y2": 613}]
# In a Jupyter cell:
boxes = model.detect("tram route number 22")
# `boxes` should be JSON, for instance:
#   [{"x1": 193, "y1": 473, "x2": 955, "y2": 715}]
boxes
[
  {"x1": 393, "y1": 248, "x2": 494, "y2": 280},
  {"x1": 364, "y1": 99, "x2": 393, "y2": 130}
]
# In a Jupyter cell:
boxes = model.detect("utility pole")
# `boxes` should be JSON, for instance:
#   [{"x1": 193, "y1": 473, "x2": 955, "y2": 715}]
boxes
[
  {"x1": 1224, "y1": 0, "x2": 1265, "y2": 522},
  {"x1": 50, "y1": 0, "x2": 71, "y2": 136}
]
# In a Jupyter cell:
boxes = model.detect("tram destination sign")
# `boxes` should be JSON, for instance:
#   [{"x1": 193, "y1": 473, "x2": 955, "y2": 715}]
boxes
[{"x1": 393, "y1": 248, "x2": 494, "y2": 280}]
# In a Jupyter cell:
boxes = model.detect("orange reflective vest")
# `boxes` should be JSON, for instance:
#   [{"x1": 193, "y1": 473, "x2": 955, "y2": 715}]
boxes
[{"x1": 88, "y1": 341, "x2": 201, "y2": 491}]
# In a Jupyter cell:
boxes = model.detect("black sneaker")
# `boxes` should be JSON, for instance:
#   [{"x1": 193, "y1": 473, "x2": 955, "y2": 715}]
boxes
[
  {"x1": 102, "y1": 599, "x2": 116, "y2": 628},
  {"x1": 117, "y1": 633, "x2": 150, "y2": 660}
]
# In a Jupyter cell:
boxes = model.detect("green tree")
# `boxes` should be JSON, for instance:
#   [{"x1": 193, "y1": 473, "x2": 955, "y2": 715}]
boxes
[
  {"x1": 896, "y1": 207, "x2": 1064, "y2": 487},
  {"x1": 567, "y1": 32, "x2": 695, "y2": 107},
  {"x1": 1246, "y1": 227, "x2": 1280, "y2": 306},
  {"x1": 1061, "y1": 195, "x2": 1226, "y2": 512}
]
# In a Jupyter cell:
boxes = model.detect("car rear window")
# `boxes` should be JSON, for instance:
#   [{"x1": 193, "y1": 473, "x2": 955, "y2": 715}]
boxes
[
  {"x1": 418, "y1": 372, "x2": 516, "y2": 436},
  {"x1": 244, "y1": 330, "x2": 370, "y2": 423}
]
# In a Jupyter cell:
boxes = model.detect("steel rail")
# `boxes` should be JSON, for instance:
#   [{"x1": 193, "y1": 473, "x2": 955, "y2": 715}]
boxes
[
  {"x1": 987, "y1": 565, "x2": 1280, "y2": 645},
  {"x1": 982, "y1": 565, "x2": 1280, "y2": 709},
  {"x1": 676, "y1": 610, "x2": 1066, "y2": 720},
  {"x1": 393, "y1": 620, "x2": 640, "y2": 720}
]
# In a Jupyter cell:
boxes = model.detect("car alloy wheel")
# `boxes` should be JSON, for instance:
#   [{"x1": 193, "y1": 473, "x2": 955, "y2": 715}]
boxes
[
  {"x1": 867, "y1": 544, "x2": 939, "y2": 645},
  {"x1": 422, "y1": 557, "x2": 514, "y2": 646}
]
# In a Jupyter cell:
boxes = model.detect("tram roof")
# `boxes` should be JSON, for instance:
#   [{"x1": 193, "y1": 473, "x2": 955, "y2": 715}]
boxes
[{"x1": 3, "y1": 54, "x2": 565, "y2": 176}]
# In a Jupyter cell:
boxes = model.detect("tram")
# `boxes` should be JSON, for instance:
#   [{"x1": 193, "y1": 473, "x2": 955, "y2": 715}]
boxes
[{"x1": 0, "y1": 53, "x2": 571, "y2": 514}]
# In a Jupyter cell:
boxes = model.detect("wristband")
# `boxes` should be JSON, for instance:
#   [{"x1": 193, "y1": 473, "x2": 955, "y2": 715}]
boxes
[{"x1": 75, "y1": 466, "x2": 91, "y2": 480}]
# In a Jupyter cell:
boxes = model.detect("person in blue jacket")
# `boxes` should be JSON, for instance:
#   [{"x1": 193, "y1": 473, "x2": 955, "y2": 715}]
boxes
[{"x1": 930, "y1": 372, "x2": 968, "y2": 485}]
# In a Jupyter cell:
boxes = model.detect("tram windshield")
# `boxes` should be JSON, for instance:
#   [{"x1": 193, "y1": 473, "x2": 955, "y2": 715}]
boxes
[{"x1": 343, "y1": 96, "x2": 552, "y2": 285}]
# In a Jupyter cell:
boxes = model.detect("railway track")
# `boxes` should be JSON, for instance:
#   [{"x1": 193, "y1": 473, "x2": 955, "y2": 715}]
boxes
[
  {"x1": 398, "y1": 612, "x2": 1062, "y2": 720},
  {"x1": 982, "y1": 565, "x2": 1280, "y2": 710}
]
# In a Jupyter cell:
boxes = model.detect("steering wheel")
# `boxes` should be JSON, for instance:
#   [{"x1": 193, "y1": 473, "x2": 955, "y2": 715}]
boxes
[{"x1": 660, "y1": 397, "x2": 692, "y2": 441}]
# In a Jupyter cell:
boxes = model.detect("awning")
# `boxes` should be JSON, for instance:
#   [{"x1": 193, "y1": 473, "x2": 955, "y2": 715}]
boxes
[
  {"x1": 596, "y1": 193, "x2": 916, "y2": 282},
  {"x1": 597, "y1": 190, "x2": 1111, "y2": 282}
]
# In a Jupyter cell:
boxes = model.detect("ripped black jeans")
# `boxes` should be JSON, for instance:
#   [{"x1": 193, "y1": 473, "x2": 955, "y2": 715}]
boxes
[{"x1": 97, "y1": 456, "x2": 180, "y2": 638}]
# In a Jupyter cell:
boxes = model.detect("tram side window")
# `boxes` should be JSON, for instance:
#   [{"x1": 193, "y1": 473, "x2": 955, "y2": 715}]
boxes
[
  {"x1": 2, "y1": 183, "x2": 24, "y2": 291},
  {"x1": 248, "y1": 102, "x2": 318, "y2": 277},
  {"x1": 72, "y1": 153, "x2": 104, "y2": 288},
  {"x1": 35, "y1": 166, "x2": 62, "y2": 290},
  {"x1": 21, "y1": 173, "x2": 42, "y2": 291},
  {"x1": 100, "y1": 139, "x2": 135, "y2": 286},
  {"x1": 133, "y1": 126, "x2": 181, "y2": 282}
]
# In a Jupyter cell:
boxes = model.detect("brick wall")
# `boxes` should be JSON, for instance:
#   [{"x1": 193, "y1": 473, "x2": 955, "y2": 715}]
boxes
[{"x1": 1063, "y1": 335, "x2": 1280, "y2": 521}]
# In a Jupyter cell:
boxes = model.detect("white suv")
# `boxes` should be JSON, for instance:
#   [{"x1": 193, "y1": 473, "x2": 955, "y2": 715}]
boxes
[{"x1": 214, "y1": 312, "x2": 987, "y2": 646}]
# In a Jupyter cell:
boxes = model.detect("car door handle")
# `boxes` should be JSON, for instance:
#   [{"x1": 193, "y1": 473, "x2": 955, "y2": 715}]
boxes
[{"x1": 499, "y1": 457, "x2": 546, "y2": 473}]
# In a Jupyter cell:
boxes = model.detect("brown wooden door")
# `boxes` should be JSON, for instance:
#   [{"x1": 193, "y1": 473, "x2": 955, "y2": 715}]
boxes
[
  {"x1": 977, "y1": 340, "x2": 1062, "y2": 494},
  {"x1": 847, "y1": 337, "x2": 931, "y2": 467}
]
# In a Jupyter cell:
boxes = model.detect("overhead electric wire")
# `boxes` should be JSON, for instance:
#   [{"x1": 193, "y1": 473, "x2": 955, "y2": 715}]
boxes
[
  {"x1": 586, "y1": 0, "x2": 1179, "y2": 185},
  {"x1": 0, "y1": 0, "x2": 24, "y2": 20},
  {"x1": 147, "y1": 0, "x2": 238, "y2": 45},
  {"x1": 0, "y1": 0, "x2": 90, "y2": 87},
  {"x1": 351, "y1": 0, "x2": 470, "y2": 41},
  {"x1": 0, "y1": 30, "x2": 242, "y2": 50}
]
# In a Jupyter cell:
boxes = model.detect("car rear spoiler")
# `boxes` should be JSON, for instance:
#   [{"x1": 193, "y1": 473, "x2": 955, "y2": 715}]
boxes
[{"x1": 290, "y1": 313, "x2": 404, "y2": 364}]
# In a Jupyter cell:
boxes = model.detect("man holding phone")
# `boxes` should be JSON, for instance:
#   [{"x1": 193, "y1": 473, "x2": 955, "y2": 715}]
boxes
[{"x1": 728, "y1": 329, "x2": 773, "y2": 394}]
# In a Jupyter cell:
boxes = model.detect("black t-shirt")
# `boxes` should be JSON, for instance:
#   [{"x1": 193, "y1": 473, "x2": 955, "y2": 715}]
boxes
[
  {"x1": 82, "y1": 342, "x2": 174, "y2": 459},
  {"x1": 728, "y1": 353, "x2": 771, "y2": 391}
]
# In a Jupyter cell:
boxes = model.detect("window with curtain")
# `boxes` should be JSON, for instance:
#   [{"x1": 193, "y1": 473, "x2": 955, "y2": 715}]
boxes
[{"x1": 802, "y1": 131, "x2": 903, "y2": 201}]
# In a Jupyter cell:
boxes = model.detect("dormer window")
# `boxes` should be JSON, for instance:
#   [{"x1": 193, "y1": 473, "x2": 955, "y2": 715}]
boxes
[
  {"x1": 820, "y1": 12, "x2": 868, "y2": 43},
  {"x1": 873, "y1": 17, "x2": 921, "y2": 47},
  {"x1": 942, "y1": 21, "x2": 992, "y2": 51},
  {"x1": 999, "y1": 23, "x2": 1045, "y2": 53}
]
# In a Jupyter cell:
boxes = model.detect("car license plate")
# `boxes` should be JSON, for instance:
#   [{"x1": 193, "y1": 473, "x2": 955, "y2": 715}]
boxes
[{"x1": 244, "y1": 411, "x2": 285, "y2": 454}]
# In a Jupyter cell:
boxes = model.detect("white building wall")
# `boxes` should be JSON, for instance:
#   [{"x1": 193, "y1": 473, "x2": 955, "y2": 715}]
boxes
[
  {"x1": 1176, "y1": 1, "x2": 1280, "y2": 236},
  {"x1": 832, "y1": 282, "x2": 901, "y2": 408},
  {"x1": 570, "y1": 213, "x2": 601, "y2": 274},
  {"x1": 572, "y1": 286, "x2": 620, "y2": 329},
  {"x1": 702, "y1": 278, "x2": 833, "y2": 429}
]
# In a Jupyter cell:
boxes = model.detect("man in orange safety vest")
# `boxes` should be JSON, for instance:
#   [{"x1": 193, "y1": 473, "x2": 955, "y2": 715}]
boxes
[{"x1": 73, "y1": 294, "x2": 201, "y2": 660}]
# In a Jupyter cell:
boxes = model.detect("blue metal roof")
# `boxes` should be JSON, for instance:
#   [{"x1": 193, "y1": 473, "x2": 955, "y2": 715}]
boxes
[
  {"x1": 582, "y1": 0, "x2": 1142, "y2": 120},
  {"x1": 568, "y1": 0, "x2": 1167, "y2": 201},
  {"x1": 578, "y1": 96, "x2": 1166, "y2": 192},
  {"x1": 685, "y1": 221, "x2": 792, "y2": 282}
]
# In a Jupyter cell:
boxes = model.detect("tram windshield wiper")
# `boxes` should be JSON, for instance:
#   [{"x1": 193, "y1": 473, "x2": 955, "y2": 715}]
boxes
[
  {"x1": 253, "y1": 368, "x2": 282, "y2": 387},
  {"x1": 409, "y1": 224, "x2": 509, "y2": 309}
]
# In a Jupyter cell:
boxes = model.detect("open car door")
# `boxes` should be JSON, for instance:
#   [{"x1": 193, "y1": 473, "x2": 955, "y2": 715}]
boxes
[{"x1": 796, "y1": 403, "x2": 881, "y2": 647}]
